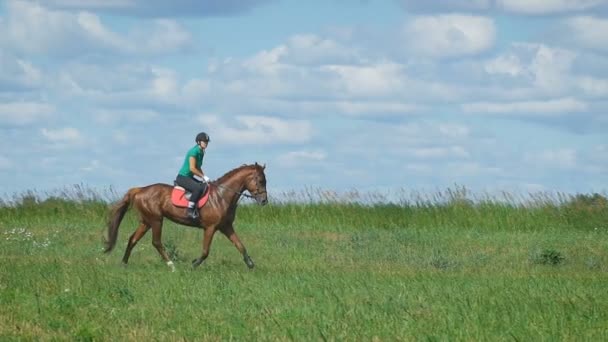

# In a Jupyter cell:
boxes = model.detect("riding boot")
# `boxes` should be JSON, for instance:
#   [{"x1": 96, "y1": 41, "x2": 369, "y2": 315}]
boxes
[{"x1": 187, "y1": 206, "x2": 199, "y2": 220}]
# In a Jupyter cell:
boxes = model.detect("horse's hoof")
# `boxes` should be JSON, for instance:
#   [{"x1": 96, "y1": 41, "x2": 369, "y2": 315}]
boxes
[
  {"x1": 245, "y1": 259, "x2": 255, "y2": 269},
  {"x1": 192, "y1": 258, "x2": 202, "y2": 268}
]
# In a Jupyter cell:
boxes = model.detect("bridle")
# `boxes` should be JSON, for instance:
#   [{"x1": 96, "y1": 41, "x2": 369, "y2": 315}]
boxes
[{"x1": 211, "y1": 173, "x2": 266, "y2": 202}]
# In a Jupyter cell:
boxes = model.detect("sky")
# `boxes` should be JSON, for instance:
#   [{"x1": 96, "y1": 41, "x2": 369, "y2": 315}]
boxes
[{"x1": 0, "y1": 0, "x2": 607, "y2": 200}]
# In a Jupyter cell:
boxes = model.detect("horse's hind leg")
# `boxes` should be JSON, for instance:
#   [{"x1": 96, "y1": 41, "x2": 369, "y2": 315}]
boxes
[
  {"x1": 150, "y1": 221, "x2": 175, "y2": 272},
  {"x1": 122, "y1": 222, "x2": 150, "y2": 265}
]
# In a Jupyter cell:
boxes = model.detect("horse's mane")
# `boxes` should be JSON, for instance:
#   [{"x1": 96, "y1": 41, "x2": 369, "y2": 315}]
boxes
[{"x1": 215, "y1": 163, "x2": 261, "y2": 183}]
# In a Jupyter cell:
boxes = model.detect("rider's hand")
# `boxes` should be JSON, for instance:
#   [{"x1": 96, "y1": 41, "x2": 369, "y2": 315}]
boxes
[{"x1": 202, "y1": 175, "x2": 211, "y2": 183}]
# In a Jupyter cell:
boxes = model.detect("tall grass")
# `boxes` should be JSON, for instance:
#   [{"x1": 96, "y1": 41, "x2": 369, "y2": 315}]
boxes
[{"x1": 1, "y1": 186, "x2": 607, "y2": 340}]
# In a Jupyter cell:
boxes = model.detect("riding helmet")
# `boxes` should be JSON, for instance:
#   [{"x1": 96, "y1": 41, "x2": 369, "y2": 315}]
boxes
[{"x1": 195, "y1": 132, "x2": 210, "y2": 143}]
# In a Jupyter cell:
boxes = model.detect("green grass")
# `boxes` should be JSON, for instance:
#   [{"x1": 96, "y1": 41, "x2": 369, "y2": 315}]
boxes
[{"x1": 1, "y1": 188, "x2": 607, "y2": 340}]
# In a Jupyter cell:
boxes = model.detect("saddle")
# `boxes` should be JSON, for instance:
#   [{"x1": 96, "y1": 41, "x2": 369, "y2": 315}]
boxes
[{"x1": 170, "y1": 185, "x2": 210, "y2": 208}]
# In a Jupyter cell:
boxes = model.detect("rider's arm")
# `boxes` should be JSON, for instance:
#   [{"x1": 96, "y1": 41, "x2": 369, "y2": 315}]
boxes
[{"x1": 189, "y1": 157, "x2": 205, "y2": 178}]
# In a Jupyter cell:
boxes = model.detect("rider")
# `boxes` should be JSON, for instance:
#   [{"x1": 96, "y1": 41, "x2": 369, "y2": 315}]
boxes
[{"x1": 175, "y1": 132, "x2": 211, "y2": 219}]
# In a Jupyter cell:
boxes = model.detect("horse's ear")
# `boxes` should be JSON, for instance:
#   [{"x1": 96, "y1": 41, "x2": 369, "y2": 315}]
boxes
[{"x1": 262, "y1": 163, "x2": 266, "y2": 169}]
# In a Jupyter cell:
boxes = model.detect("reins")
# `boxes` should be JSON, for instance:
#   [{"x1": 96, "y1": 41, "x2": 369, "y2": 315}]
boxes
[{"x1": 211, "y1": 182, "x2": 255, "y2": 199}]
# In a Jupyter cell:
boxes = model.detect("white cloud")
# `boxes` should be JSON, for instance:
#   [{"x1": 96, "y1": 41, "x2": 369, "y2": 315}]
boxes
[
  {"x1": 0, "y1": 102, "x2": 55, "y2": 126},
  {"x1": 323, "y1": 62, "x2": 405, "y2": 97},
  {"x1": 563, "y1": 16, "x2": 608, "y2": 52},
  {"x1": 480, "y1": 43, "x2": 582, "y2": 99},
  {"x1": 41, "y1": 127, "x2": 84, "y2": 143},
  {"x1": 402, "y1": 14, "x2": 495, "y2": 58},
  {"x1": 529, "y1": 45, "x2": 576, "y2": 93},
  {"x1": 150, "y1": 68, "x2": 179, "y2": 98},
  {"x1": 463, "y1": 98, "x2": 587, "y2": 115},
  {"x1": 497, "y1": 0, "x2": 607, "y2": 14},
  {"x1": 0, "y1": 1, "x2": 192, "y2": 57},
  {"x1": 277, "y1": 150, "x2": 327, "y2": 168},
  {"x1": 198, "y1": 115, "x2": 313, "y2": 145},
  {"x1": 398, "y1": 0, "x2": 608, "y2": 14},
  {"x1": 76, "y1": 11, "x2": 125, "y2": 50},
  {"x1": 205, "y1": 53, "x2": 427, "y2": 116},
  {"x1": 285, "y1": 34, "x2": 359, "y2": 65},
  {"x1": 484, "y1": 54, "x2": 524, "y2": 77},
  {"x1": 129, "y1": 19, "x2": 193, "y2": 54},
  {"x1": 576, "y1": 76, "x2": 608, "y2": 98},
  {"x1": 240, "y1": 34, "x2": 360, "y2": 74}
]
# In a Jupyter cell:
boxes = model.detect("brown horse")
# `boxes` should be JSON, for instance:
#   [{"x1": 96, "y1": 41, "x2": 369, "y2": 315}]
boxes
[{"x1": 104, "y1": 162, "x2": 268, "y2": 271}]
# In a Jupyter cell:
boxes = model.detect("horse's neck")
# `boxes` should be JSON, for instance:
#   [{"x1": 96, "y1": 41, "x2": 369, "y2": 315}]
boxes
[{"x1": 216, "y1": 169, "x2": 250, "y2": 203}]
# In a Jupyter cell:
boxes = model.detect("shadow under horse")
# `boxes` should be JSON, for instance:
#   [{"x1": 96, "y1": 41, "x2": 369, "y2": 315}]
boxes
[{"x1": 104, "y1": 163, "x2": 268, "y2": 271}]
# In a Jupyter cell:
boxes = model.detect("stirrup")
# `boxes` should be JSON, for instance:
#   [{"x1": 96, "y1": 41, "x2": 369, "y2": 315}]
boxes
[{"x1": 187, "y1": 207, "x2": 199, "y2": 219}]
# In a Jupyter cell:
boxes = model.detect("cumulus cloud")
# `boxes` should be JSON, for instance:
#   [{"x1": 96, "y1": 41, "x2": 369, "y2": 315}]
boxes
[
  {"x1": 484, "y1": 54, "x2": 524, "y2": 77},
  {"x1": 323, "y1": 62, "x2": 406, "y2": 97},
  {"x1": 197, "y1": 115, "x2": 313, "y2": 145},
  {"x1": 402, "y1": 14, "x2": 496, "y2": 58},
  {"x1": 529, "y1": 45, "x2": 577, "y2": 93},
  {"x1": 480, "y1": 43, "x2": 578, "y2": 98},
  {"x1": 0, "y1": 1, "x2": 193, "y2": 57},
  {"x1": 203, "y1": 49, "x2": 425, "y2": 116},
  {"x1": 284, "y1": 34, "x2": 361, "y2": 66}
]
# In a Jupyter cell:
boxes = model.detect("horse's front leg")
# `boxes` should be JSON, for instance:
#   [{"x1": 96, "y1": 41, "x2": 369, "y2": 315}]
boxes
[
  {"x1": 220, "y1": 224, "x2": 254, "y2": 269},
  {"x1": 192, "y1": 226, "x2": 216, "y2": 268}
]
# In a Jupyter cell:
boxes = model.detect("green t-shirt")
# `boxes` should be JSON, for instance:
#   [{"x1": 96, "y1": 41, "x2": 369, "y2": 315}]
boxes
[{"x1": 178, "y1": 145, "x2": 205, "y2": 177}]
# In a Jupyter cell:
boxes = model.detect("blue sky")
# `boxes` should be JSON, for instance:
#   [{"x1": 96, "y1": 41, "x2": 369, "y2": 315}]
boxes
[{"x1": 1, "y1": 0, "x2": 607, "y2": 199}]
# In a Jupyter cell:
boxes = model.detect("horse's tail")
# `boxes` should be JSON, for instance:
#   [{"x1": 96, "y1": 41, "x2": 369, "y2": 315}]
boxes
[{"x1": 104, "y1": 187, "x2": 141, "y2": 253}]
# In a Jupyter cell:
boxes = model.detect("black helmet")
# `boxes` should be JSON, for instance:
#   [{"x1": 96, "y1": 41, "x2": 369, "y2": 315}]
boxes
[{"x1": 195, "y1": 132, "x2": 210, "y2": 143}]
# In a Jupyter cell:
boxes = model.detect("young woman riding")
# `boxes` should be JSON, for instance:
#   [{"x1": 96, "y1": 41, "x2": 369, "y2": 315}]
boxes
[{"x1": 175, "y1": 132, "x2": 211, "y2": 219}]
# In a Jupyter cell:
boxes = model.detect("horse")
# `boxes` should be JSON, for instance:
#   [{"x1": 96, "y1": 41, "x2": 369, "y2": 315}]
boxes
[{"x1": 104, "y1": 162, "x2": 268, "y2": 271}]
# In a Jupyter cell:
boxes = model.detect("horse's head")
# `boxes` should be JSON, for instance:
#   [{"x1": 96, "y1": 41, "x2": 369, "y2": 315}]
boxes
[{"x1": 245, "y1": 162, "x2": 268, "y2": 205}]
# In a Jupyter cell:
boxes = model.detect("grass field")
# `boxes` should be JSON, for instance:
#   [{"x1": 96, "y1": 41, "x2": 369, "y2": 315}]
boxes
[{"x1": 1, "y1": 187, "x2": 607, "y2": 341}]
